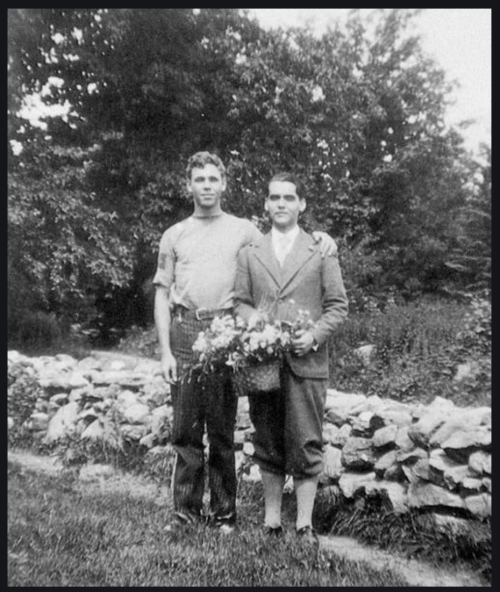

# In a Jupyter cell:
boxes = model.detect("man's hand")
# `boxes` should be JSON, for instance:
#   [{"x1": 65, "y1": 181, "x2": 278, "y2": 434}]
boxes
[
  {"x1": 311, "y1": 231, "x2": 338, "y2": 258},
  {"x1": 161, "y1": 352, "x2": 178, "y2": 384},
  {"x1": 291, "y1": 329, "x2": 315, "y2": 357}
]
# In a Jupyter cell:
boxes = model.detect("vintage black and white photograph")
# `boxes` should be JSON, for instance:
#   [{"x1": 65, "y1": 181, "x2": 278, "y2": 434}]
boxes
[{"x1": 8, "y1": 8, "x2": 491, "y2": 587}]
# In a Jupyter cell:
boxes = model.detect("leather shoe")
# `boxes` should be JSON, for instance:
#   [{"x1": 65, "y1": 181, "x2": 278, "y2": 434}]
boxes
[
  {"x1": 296, "y1": 525, "x2": 319, "y2": 545},
  {"x1": 174, "y1": 509, "x2": 204, "y2": 525}
]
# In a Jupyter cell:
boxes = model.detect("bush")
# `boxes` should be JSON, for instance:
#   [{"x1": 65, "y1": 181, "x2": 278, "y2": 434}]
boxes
[
  {"x1": 329, "y1": 297, "x2": 490, "y2": 406},
  {"x1": 8, "y1": 361, "x2": 44, "y2": 446}
]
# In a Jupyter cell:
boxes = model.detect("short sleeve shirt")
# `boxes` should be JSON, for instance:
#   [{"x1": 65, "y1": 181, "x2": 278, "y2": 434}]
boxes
[{"x1": 153, "y1": 213, "x2": 262, "y2": 310}]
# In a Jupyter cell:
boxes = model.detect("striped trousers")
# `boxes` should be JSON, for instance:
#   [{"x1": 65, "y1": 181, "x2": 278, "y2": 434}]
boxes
[{"x1": 169, "y1": 313, "x2": 238, "y2": 522}]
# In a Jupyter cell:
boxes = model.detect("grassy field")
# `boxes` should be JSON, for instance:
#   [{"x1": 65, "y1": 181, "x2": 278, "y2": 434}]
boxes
[{"x1": 8, "y1": 460, "x2": 414, "y2": 587}]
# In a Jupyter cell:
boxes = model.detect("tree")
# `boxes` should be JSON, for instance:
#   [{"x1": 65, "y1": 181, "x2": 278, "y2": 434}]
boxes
[
  {"x1": 8, "y1": 8, "x2": 486, "y2": 343},
  {"x1": 444, "y1": 145, "x2": 491, "y2": 293}
]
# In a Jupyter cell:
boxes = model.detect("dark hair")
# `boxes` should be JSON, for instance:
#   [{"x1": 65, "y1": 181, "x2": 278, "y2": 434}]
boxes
[
  {"x1": 269, "y1": 172, "x2": 302, "y2": 196},
  {"x1": 186, "y1": 151, "x2": 226, "y2": 179}
]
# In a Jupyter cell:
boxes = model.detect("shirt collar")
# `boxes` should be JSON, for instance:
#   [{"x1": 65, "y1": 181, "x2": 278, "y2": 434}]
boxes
[{"x1": 271, "y1": 225, "x2": 300, "y2": 244}]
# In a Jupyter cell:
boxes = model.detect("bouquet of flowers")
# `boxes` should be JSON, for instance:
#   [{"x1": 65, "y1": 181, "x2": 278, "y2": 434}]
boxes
[{"x1": 189, "y1": 301, "x2": 315, "y2": 396}]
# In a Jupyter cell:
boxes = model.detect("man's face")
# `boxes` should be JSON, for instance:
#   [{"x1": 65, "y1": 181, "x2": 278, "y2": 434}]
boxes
[
  {"x1": 265, "y1": 180, "x2": 306, "y2": 231},
  {"x1": 187, "y1": 164, "x2": 226, "y2": 210}
]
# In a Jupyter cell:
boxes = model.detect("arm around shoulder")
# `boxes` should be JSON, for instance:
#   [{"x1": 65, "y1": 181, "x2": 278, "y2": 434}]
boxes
[{"x1": 234, "y1": 245, "x2": 259, "y2": 324}]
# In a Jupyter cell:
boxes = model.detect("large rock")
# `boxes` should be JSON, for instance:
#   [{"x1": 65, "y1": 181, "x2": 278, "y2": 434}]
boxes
[
  {"x1": 122, "y1": 403, "x2": 150, "y2": 424},
  {"x1": 38, "y1": 371, "x2": 90, "y2": 391},
  {"x1": 464, "y1": 493, "x2": 491, "y2": 519},
  {"x1": 429, "y1": 407, "x2": 492, "y2": 447},
  {"x1": 322, "y1": 423, "x2": 342, "y2": 445},
  {"x1": 348, "y1": 394, "x2": 384, "y2": 416},
  {"x1": 81, "y1": 419, "x2": 105, "y2": 441},
  {"x1": 338, "y1": 471, "x2": 377, "y2": 498},
  {"x1": 374, "y1": 449, "x2": 399, "y2": 479},
  {"x1": 320, "y1": 445, "x2": 343, "y2": 483},
  {"x1": 372, "y1": 424, "x2": 398, "y2": 448},
  {"x1": 76, "y1": 356, "x2": 102, "y2": 372},
  {"x1": 468, "y1": 451, "x2": 491, "y2": 475},
  {"x1": 329, "y1": 423, "x2": 352, "y2": 447},
  {"x1": 402, "y1": 459, "x2": 431, "y2": 483},
  {"x1": 141, "y1": 376, "x2": 169, "y2": 406},
  {"x1": 397, "y1": 447, "x2": 428, "y2": 465},
  {"x1": 116, "y1": 390, "x2": 140, "y2": 409},
  {"x1": 407, "y1": 481, "x2": 465, "y2": 510},
  {"x1": 395, "y1": 426, "x2": 415, "y2": 452},
  {"x1": 44, "y1": 402, "x2": 80, "y2": 443},
  {"x1": 367, "y1": 481, "x2": 408, "y2": 514},
  {"x1": 408, "y1": 413, "x2": 448, "y2": 448},
  {"x1": 90, "y1": 370, "x2": 149, "y2": 389},
  {"x1": 350, "y1": 411, "x2": 385, "y2": 437},
  {"x1": 55, "y1": 353, "x2": 78, "y2": 369},
  {"x1": 341, "y1": 437, "x2": 375, "y2": 470},
  {"x1": 324, "y1": 391, "x2": 367, "y2": 425},
  {"x1": 441, "y1": 427, "x2": 491, "y2": 464},
  {"x1": 428, "y1": 449, "x2": 473, "y2": 490}
]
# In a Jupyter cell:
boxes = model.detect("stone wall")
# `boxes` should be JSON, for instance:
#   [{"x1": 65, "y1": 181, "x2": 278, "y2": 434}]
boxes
[{"x1": 8, "y1": 350, "x2": 491, "y2": 524}]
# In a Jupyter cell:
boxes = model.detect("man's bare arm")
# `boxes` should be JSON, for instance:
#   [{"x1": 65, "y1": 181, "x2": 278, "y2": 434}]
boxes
[{"x1": 154, "y1": 286, "x2": 178, "y2": 384}]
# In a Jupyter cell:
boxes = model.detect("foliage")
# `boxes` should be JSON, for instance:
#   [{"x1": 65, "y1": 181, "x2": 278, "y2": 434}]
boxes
[
  {"x1": 445, "y1": 146, "x2": 491, "y2": 292},
  {"x1": 8, "y1": 8, "x2": 490, "y2": 345},
  {"x1": 457, "y1": 294, "x2": 491, "y2": 354},
  {"x1": 8, "y1": 139, "x2": 135, "y2": 336},
  {"x1": 8, "y1": 362, "x2": 43, "y2": 442},
  {"x1": 328, "y1": 297, "x2": 490, "y2": 406}
]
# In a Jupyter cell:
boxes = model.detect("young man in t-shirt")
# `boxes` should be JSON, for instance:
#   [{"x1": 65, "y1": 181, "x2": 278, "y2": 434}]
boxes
[{"x1": 153, "y1": 152, "x2": 337, "y2": 533}]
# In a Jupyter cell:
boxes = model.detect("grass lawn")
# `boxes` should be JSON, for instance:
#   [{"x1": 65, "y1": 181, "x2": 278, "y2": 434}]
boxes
[{"x1": 8, "y1": 459, "x2": 413, "y2": 587}]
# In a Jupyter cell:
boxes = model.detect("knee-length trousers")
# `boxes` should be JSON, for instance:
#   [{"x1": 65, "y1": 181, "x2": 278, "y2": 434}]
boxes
[
  {"x1": 169, "y1": 314, "x2": 238, "y2": 521},
  {"x1": 248, "y1": 362, "x2": 327, "y2": 479}
]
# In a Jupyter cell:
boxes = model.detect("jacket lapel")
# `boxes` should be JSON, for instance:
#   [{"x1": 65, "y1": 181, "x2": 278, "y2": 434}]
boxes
[
  {"x1": 280, "y1": 229, "x2": 318, "y2": 292},
  {"x1": 253, "y1": 233, "x2": 282, "y2": 289}
]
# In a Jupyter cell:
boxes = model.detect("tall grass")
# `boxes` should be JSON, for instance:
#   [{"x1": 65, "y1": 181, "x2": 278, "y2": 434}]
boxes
[{"x1": 328, "y1": 297, "x2": 491, "y2": 407}]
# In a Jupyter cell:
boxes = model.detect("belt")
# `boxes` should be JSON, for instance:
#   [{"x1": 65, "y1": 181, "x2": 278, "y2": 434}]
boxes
[{"x1": 172, "y1": 305, "x2": 233, "y2": 321}]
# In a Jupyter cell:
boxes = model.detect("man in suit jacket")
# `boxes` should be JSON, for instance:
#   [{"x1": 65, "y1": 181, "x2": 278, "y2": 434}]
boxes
[{"x1": 234, "y1": 172, "x2": 348, "y2": 543}]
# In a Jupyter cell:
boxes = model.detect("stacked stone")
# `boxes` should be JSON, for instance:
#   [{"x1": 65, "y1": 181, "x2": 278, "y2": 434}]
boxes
[
  {"x1": 8, "y1": 351, "x2": 491, "y2": 524},
  {"x1": 319, "y1": 390, "x2": 491, "y2": 521}
]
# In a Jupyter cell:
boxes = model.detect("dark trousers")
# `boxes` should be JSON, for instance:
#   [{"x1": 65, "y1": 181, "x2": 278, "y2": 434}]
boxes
[
  {"x1": 249, "y1": 362, "x2": 327, "y2": 479},
  {"x1": 170, "y1": 314, "x2": 238, "y2": 520}
]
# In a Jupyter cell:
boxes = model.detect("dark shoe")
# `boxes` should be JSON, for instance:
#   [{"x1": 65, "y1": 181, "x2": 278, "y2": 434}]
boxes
[
  {"x1": 296, "y1": 525, "x2": 319, "y2": 545},
  {"x1": 173, "y1": 508, "x2": 204, "y2": 526},
  {"x1": 264, "y1": 525, "x2": 284, "y2": 537}
]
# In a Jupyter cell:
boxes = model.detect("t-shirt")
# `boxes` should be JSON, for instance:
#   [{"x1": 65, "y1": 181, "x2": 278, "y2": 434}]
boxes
[{"x1": 153, "y1": 212, "x2": 262, "y2": 310}]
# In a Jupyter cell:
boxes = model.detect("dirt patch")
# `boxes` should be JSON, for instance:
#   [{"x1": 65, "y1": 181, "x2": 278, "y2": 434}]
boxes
[{"x1": 8, "y1": 449, "x2": 489, "y2": 588}]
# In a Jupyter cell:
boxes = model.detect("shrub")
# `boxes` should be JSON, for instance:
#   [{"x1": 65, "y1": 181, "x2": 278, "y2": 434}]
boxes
[
  {"x1": 8, "y1": 361, "x2": 43, "y2": 445},
  {"x1": 329, "y1": 297, "x2": 490, "y2": 406}
]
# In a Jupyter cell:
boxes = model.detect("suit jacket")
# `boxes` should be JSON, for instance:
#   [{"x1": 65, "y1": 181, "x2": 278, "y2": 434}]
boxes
[{"x1": 234, "y1": 228, "x2": 348, "y2": 379}]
